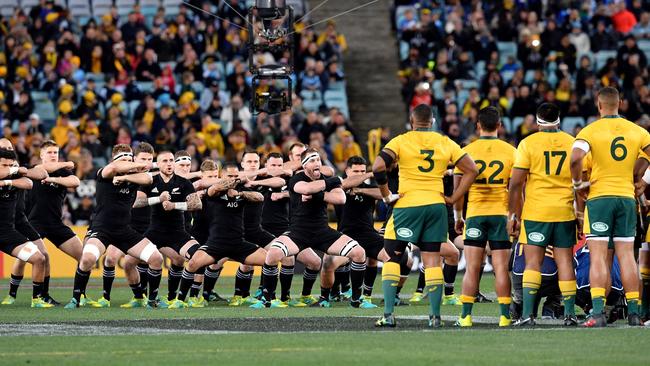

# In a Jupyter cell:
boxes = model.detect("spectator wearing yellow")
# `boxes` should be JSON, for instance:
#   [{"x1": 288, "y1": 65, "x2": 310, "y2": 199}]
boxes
[
  {"x1": 333, "y1": 130, "x2": 361, "y2": 172},
  {"x1": 51, "y1": 101, "x2": 79, "y2": 147}
]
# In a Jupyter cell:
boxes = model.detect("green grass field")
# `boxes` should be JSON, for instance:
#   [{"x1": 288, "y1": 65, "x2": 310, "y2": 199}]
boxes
[{"x1": 0, "y1": 274, "x2": 646, "y2": 366}]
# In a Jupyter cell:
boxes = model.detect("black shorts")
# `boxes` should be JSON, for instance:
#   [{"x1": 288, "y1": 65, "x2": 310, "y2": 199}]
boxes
[
  {"x1": 31, "y1": 222, "x2": 76, "y2": 247},
  {"x1": 131, "y1": 224, "x2": 149, "y2": 235},
  {"x1": 87, "y1": 226, "x2": 145, "y2": 253},
  {"x1": 245, "y1": 228, "x2": 275, "y2": 247},
  {"x1": 191, "y1": 228, "x2": 209, "y2": 246},
  {"x1": 344, "y1": 230, "x2": 383, "y2": 260},
  {"x1": 15, "y1": 220, "x2": 41, "y2": 242},
  {"x1": 0, "y1": 228, "x2": 29, "y2": 255},
  {"x1": 285, "y1": 226, "x2": 343, "y2": 253},
  {"x1": 145, "y1": 229, "x2": 194, "y2": 252},
  {"x1": 200, "y1": 240, "x2": 260, "y2": 263},
  {"x1": 262, "y1": 224, "x2": 290, "y2": 238}
]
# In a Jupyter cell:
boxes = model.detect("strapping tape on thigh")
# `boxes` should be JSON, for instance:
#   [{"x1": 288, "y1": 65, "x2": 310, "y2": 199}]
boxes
[
  {"x1": 339, "y1": 240, "x2": 359, "y2": 257},
  {"x1": 270, "y1": 241, "x2": 289, "y2": 257},
  {"x1": 17, "y1": 242, "x2": 38, "y2": 261},
  {"x1": 140, "y1": 242, "x2": 158, "y2": 262}
]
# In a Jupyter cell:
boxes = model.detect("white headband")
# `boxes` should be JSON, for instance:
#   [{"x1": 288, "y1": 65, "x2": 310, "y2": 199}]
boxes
[
  {"x1": 175, "y1": 156, "x2": 192, "y2": 163},
  {"x1": 536, "y1": 116, "x2": 560, "y2": 126},
  {"x1": 113, "y1": 152, "x2": 133, "y2": 161},
  {"x1": 301, "y1": 152, "x2": 320, "y2": 167}
]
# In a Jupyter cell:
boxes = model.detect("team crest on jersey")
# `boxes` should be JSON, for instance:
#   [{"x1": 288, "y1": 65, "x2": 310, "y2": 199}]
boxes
[
  {"x1": 172, "y1": 187, "x2": 181, "y2": 194},
  {"x1": 528, "y1": 232, "x2": 545, "y2": 242},
  {"x1": 151, "y1": 187, "x2": 159, "y2": 193},
  {"x1": 591, "y1": 222, "x2": 609, "y2": 232},
  {"x1": 466, "y1": 228, "x2": 482, "y2": 238},
  {"x1": 396, "y1": 228, "x2": 413, "y2": 238}
]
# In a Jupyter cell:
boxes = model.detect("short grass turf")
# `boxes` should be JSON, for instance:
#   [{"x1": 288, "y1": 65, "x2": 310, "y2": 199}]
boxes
[{"x1": 0, "y1": 275, "x2": 646, "y2": 366}]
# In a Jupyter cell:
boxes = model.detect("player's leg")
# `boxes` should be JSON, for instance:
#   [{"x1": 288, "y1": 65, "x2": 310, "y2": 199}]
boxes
[
  {"x1": 518, "y1": 242, "x2": 544, "y2": 324},
  {"x1": 441, "y1": 240, "x2": 461, "y2": 305},
  {"x1": 203, "y1": 261, "x2": 226, "y2": 301},
  {"x1": 157, "y1": 246, "x2": 185, "y2": 302},
  {"x1": 127, "y1": 239, "x2": 164, "y2": 307},
  {"x1": 640, "y1": 243, "x2": 650, "y2": 322},
  {"x1": 178, "y1": 239, "x2": 206, "y2": 306},
  {"x1": 585, "y1": 237, "x2": 610, "y2": 324},
  {"x1": 320, "y1": 254, "x2": 348, "y2": 306},
  {"x1": 232, "y1": 263, "x2": 256, "y2": 304},
  {"x1": 258, "y1": 236, "x2": 299, "y2": 306},
  {"x1": 458, "y1": 242, "x2": 485, "y2": 326},
  {"x1": 121, "y1": 254, "x2": 147, "y2": 308},
  {"x1": 175, "y1": 250, "x2": 218, "y2": 305},
  {"x1": 552, "y1": 220, "x2": 579, "y2": 325},
  {"x1": 65, "y1": 237, "x2": 107, "y2": 308},
  {"x1": 376, "y1": 239, "x2": 408, "y2": 327},
  {"x1": 326, "y1": 235, "x2": 366, "y2": 306},
  {"x1": 490, "y1": 243, "x2": 512, "y2": 326},
  {"x1": 8, "y1": 241, "x2": 50, "y2": 307},
  {"x1": 615, "y1": 240, "x2": 641, "y2": 324},
  {"x1": 333, "y1": 262, "x2": 351, "y2": 301},
  {"x1": 1, "y1": 259, "x2": 26, "y2": 304},
  {"x1": 364, "y1": 257, "x2": 379, "y2": 300},
  {"x1": 279, "y1": 255, "x2": 295, "y2": 302},
  {"x1": 293, "y1": 248, "x2": 321, "y2": 306},
  {"x1": 92, "y1": 245, "x2": 124, "y2": 308}
]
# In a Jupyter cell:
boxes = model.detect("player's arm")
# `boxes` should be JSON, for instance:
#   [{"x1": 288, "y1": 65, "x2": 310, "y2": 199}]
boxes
[
  {"x1": 40, "y1": 161, "x2": 75, "y2": 173},
  {"x1": 351, "y1": 187, "x2": 383, "y2": 200},
  {"x1": 237, "y1": 190, "x2": 264, "y2": 202},
  {"x1": 452, "y1": 173, "x2": 465, "y2": 234},
  {"x1": 42, "y1": 174, "x2": 81, "y2": 188},
  {"x1": 113, "y1": 172, "x2": 153, "y2": 186},
  {"x1": 324, "y1": 187, "x2": 346, "y2": 205},
  {"x1": 341, "y1": 172, "x2": 373, "y2": 190},
  {"x1": 248, "y1": 177, "x2": 286, "y2": 188},
  {"x1": 445, "y1": 155, "x2": 478, "y2": 205},
  {"x1": 271, "y1": 191, "x2": 290, "y2": 201},
  {"x1": 293, "y1": 176, "x2": 343, "y2": 195},
  {"x1": 0, "y1": 166, "x2": 27, "y2": 179},
  {"x1": 25, "y1": 166, "x2": 48, "y2": 180},
  {"x1": 101, "y1": 161, "x2": 149, "y2": 179},
  {"x1": 0, "y1": 177, "x2": 33, "y2": 190},
  {"x1": 319, "y1": 165, "x2": 335, "y2": 177},
  {"x1": 507, "y1": 168, "x2": 527, "y2": 237},
  {"x1": 570, "y1": 139, "x2": 590, "y2": 194},
  {"x1": 162, "y1": 192, "x2": 202, "y2": 211},
  {"x1": 634, "y1": 157, "x2": 650, "y2": 196},
  {"x1": 176, "y1": 171, "x2": 202, "y2": 180},
  {"x1": 372, "y1": 148, "x2": 400, "y2": 205},
  {"x1": 206, "y1": 179, "x2": 239, "y2": 196},
  {"x1": 133, "y1": 190, "x2": 172, "y2": 208}
]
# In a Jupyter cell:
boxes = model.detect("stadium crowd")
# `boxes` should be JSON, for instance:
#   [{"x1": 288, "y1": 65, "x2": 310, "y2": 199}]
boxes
[
  {"x1": 0, "y1": 0, "x2": 360, "y2": 224},
  {"x1": 393, "y1": 0, "x2": 650, "y2": 144}
]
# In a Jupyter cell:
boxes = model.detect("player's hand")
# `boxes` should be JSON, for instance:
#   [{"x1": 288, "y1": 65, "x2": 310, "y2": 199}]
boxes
[
  {"x1": 227, "y1": 189, "x2": 240, "y2": 198},
  {"x1": 507, "y1": 217, "x2": 520, "y2": 238},
  {"x1": 63, "y1": 161, "x2": 75, "y2": 170},
  {"x1": 454, "y1": 218, "x2": 465, "y2": 235},
  {"x1": 17, "y1": 167, "x2": 28, "y2": 176},
  {"x1": 112, "y1": 176, "x2": 123, "y2": 185},
  {"x1": 271, "y1": 192, "x2": 284, "y2": 201},
  {"x1": 302, "y1": 194, "x2": 312, "y2": 202},
  {"x1": 575, "y1": 211, "x2": 584, "y2": 235},
  {"x1": 443, "y1": 195, "x2": 456, "y2": 205},
  {"x1": 42, "y1": 176, "x2": 58, "y2": 185},
  {"x1": 635, "y1": 181, "x2": 647, "y2": 197},
  {"x1": 162, "y1": 200, "x2": 175, "y2": 211},
  {"x1": 159, "y1": 191, "x2": 171, "y2": 202},
  {"x1": 382, "y1": 193, "x2": 401, "y2": 205}
]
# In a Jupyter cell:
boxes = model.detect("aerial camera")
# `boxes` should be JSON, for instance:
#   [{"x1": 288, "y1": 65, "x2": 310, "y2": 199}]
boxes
[{"x1": 248, "y1": 0, "x2": 295, "y2": 114}]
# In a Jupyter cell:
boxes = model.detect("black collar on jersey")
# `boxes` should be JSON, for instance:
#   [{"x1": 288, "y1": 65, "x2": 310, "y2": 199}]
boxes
[
  {"x1": 479, "y1": 136, "x2": 498, "y2": 139},
  {"x1": 414, "y1": 127, "x2": 435, "y2": 131},
  {"x1": 540, "y1": 128, "x2": 561, "y2": 133},
  {"x1": 602, "y1": 114, "x2": 620, "y2": 119}
]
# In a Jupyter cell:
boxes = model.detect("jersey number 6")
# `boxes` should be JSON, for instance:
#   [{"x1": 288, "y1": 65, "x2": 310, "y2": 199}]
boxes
[{"x1": 610, "y1": 136, "x2": 627, "y2": 161}]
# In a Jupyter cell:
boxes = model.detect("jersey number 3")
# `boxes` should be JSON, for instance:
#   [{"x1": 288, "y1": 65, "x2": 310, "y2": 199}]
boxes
[{"x1": 418, "y1": 149, "x2": 435, "y2": 172}]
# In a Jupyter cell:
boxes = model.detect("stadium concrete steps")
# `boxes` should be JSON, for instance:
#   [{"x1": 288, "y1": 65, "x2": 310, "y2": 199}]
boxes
[{"x1": 309, "y1": 0, "x2": 406, "y2": 147}]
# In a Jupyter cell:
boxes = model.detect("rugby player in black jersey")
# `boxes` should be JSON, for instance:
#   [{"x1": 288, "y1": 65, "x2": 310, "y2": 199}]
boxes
[
  {"x1": 0, "y1": 147, "x2": 52, "y2": 308},
  {"x1": 24, "y1": 140, "x2": 82, "y2": 304},
  {"x1": 0, "y1": 138, "x2": 49, "y2": 306},
  {"x1": 64, "y1": 144, "x2": 164, "y2": 309},
  {"x1": 174, "y1": 163, "x2": 268, "y2": 302},
  {"x1": 94, "y1": 143, "x2": 156, "y2": 308},
  {"x1": 132, "y1": 150, "x2": 202, "y2": 309},
  {"x1": 187, "y1": 160, "x2": 229, "y2": 304},
  {"x1": 254, "y1": 148, "x2": 368, "y2": 308}
]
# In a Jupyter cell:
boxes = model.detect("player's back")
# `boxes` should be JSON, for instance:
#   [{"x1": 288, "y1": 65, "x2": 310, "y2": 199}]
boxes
[
  {"x1": 576, "y1": 117, "x2": 650, "y2": 199},
  {"x1": 515, "y1": 130, "x2": 574, "y2": 222},
  {"x1": 385, "y1": 129, "x2": 465, "y2": 208},
  {"x1": 459, "y1": 137, "x2": 515, "y2": 217}
]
